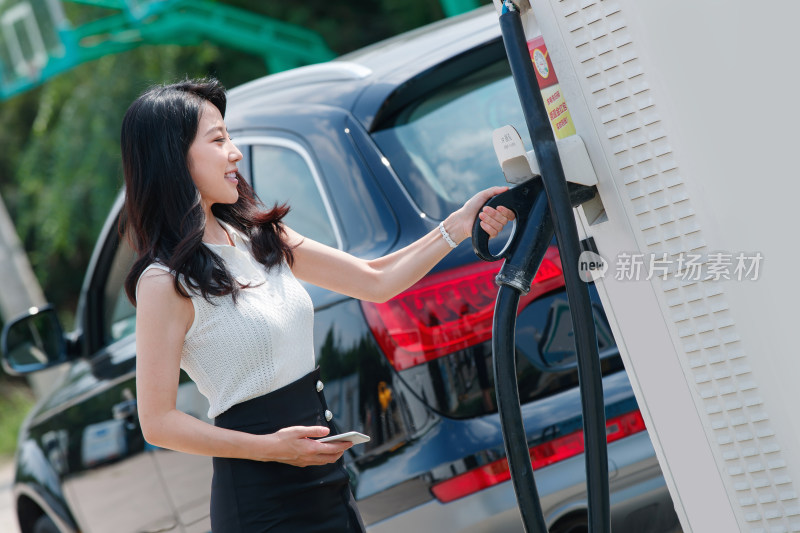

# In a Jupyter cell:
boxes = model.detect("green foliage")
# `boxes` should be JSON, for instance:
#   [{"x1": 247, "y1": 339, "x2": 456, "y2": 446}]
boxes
[
  {"x1": 0, "y1": 383, "x2": 34, "y2": 458},
  {"x1": 221, "y1": 0, "x2": 446, "y2": 55},
  {"x1": 0, "y1": 0, "x2": 466, "y2": 323},
  {"x1": 0, "y1": 90, "x2": 39, "y2": 189}
]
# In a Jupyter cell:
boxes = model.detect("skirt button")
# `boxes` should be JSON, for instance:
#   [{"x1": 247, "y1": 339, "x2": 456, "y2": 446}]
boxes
[
  {"x1": 324, "y1": 410, "x2": 333, "y2": 421},
  {"x1": 316, "y1": 380, "x2": 324, "y2": 392}
]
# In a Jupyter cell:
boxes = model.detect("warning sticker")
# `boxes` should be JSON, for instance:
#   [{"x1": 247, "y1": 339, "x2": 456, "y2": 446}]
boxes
[{"x1": 528, "y1": 36, "x2": 575, "y2": 139}]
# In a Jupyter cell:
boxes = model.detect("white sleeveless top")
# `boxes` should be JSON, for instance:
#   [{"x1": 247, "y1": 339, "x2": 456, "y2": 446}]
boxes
[{"x1": 136, "y1": 220, "x2": 315, "y2": 418}]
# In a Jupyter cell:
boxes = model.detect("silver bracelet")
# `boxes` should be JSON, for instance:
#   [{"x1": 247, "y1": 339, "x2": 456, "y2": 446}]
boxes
[{"x1": 438, "y1": 221, "x2": 458, "y2": 249}]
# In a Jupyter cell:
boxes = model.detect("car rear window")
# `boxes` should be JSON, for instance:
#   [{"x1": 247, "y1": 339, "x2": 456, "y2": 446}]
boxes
[
  {"x1": 371, "y1": 57, "x2": 625, "y2": 418},
  {"x1": 372, "y1": 59, "x2": 531, "y2": 220}
]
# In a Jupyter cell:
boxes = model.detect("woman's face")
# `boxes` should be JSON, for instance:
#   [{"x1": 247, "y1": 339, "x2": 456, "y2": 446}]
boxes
[{"x1": 187, "y1": 101, "x2": 243, "y2": 209}]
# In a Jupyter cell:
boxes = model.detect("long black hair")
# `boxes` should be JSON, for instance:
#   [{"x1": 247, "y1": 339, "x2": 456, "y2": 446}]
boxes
[{"x1": 121, "y1": 78, "x2": 293, "y2": 305}]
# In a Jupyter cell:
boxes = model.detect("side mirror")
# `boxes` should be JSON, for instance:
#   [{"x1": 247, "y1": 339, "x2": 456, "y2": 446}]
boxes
[{"x1": 1, "y1": 306, "x2": 68, "y2": 376}]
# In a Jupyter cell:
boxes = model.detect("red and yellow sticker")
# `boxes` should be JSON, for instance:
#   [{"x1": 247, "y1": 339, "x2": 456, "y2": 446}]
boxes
[{"x1": 528, "y1": 36, "x2": 575, "y2": 139}]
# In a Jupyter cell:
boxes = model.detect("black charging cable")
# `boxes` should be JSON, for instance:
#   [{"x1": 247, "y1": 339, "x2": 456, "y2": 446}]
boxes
[{"x1": 470, "y1": 4, "x2": 611, "y2": 532}]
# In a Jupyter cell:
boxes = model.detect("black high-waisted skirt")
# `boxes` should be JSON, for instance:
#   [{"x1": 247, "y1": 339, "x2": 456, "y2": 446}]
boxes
[{"x1": 211, "y1": 368, "x2": 365, "y2": 533}]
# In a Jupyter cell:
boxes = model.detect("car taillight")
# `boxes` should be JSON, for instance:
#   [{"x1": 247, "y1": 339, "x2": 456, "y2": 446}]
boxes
[
  {"x1": 361, "y1": 246, "x2": 564, "y2": 371},
  {"x1": 431, "y1": 410, "x2": 647, "y2": 503}
]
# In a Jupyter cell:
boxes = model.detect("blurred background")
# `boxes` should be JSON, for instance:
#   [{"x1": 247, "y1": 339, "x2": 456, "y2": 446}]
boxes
[{"x1": 0, "y1": 0, "x2": 491, "y2": 461}]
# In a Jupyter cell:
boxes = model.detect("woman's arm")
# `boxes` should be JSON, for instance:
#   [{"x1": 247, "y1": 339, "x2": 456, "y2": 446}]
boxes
[
  {"x1": 288, "y1": 186, "x2": 515, "y2": 303},
  {"x1": 135, "y1": 269, "x2": 351, "y2": 466}
]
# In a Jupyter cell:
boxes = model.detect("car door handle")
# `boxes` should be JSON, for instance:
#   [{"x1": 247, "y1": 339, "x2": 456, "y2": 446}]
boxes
[{"x1": 112, "y1": 398, "x2": 138, "y2": 420}]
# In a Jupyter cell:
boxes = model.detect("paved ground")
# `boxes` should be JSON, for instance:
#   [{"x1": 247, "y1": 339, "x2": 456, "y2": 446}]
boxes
[{"x1": 0, "y1": 457, "x2": 20, "y2": 533}]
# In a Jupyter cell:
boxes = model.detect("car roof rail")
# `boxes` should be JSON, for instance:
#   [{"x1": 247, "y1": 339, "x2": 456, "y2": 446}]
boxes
[{"x1": 228, "y1": 61, "x2": 372, "y2": 102}]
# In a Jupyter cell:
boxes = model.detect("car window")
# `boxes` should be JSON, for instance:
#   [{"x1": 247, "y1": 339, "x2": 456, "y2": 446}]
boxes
[
  {"x1": 372, "y1": 60, "x2": 530, "y2": 220},
  {"x1": 250, "y1": 142, "x2": 339, "y2": 248},
  {"x1": 104, "y1": 238, "x2": 137, "y2": 344}
]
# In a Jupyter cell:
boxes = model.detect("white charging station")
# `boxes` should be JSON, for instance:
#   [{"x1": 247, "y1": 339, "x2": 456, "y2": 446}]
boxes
[{"x1": 493, "y1": 1, "x2": 800, "y2": 531}]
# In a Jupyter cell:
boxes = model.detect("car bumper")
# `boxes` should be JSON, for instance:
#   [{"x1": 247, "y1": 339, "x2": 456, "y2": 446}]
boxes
[{"x1": 366, "y1": 431, "x2": 680, "y2": 533}]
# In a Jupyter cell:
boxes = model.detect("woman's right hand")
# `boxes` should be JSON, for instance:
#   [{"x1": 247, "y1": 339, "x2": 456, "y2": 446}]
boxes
[{"x1": 264, "y1": 426, "x2": 353, "y2": 467}]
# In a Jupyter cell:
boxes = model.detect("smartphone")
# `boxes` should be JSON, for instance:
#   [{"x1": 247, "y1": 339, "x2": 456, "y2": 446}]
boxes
[{"x1": 317, "y1": 431, "x2": 371, "y2": 444}]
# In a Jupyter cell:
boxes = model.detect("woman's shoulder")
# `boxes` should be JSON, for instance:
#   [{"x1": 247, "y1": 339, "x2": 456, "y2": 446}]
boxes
[
  {"x1": 141, "y1": 262, "x2": 172, "y2": 275},
  {"x1": 135, "y1": 262, "x2": 194, "y2": 333},
  {"x1": 136, "y1": 263, "x2": 178, "y2": 301},
  {"x1": 138, "y1": 262, "x2": 174, "y2": 282}
]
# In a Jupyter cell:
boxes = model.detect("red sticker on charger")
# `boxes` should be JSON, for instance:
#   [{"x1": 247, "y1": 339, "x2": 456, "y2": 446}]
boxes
[
  {"x1": 528, "y1": 36, "x2": 558, "y2": 89},
  {"x1": 527, "y1": 35, "x2": 575, "y2": 139}
]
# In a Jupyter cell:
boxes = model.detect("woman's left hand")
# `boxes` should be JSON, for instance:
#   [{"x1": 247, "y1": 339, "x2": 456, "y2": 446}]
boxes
[{"x1": 444, "y1": 186, "x2": 516, "y2": 244}]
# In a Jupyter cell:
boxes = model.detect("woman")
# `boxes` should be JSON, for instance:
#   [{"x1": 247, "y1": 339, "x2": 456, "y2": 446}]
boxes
[{"x1": 122, "y1": 78, "x2": 514, "y2": 532}]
